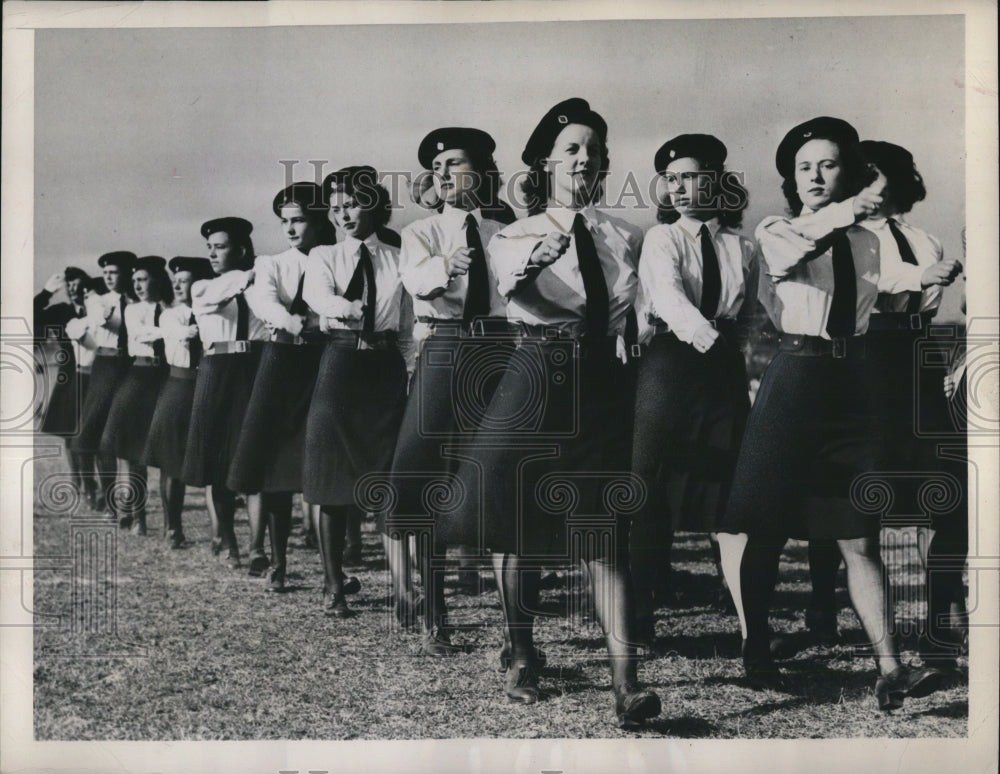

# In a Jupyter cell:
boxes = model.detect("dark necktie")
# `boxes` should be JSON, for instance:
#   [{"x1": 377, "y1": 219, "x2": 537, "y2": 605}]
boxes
[
  {"x1": 826, "y1": 231, "x2": 857, "y2": 338},
  {"x1": 187, "y1": 311, "x2": 202, "y2": 367},
  {"x1": 117, "y1": 295, "x2": 128, "y2": 354},
  {"x1": 463, "y1": 214, "x2": 490, "y2": 323},
  {"x1": 152, "y1": 304, "x2": 166, "y2": 363},
  {"x1": 344, "y1": 243, "x2": 376, "y2": 333},
  {"x1": 888, "y1": 218, "x2": 923, "y2": 315},
  {"x1": 235, "y1": 293, "x2": 249, "y2": 341},
  {"x1": 289, "y1": 273, "x2": 309, "y2": 317},
  {"x1": 572, "y1": 213, "x2": 609, "y2": 337},
  {"x1": 698, "y1": 223, "x2": 722, "y2": 318}
]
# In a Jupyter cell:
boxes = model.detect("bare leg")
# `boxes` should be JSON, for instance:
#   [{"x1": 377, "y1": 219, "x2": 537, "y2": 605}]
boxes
[
  {"x1": 838, "y1": 536, "x2": 899, "y2": 676},
  {"x1": 209, "y1": 484, "x2": 240, "y2": 568},
  {"x1": 246, "y1": 493, "x2": 267, "y2": 567},
  {"x1": 160, "y1": 474, "x2": 186, "y2": 547},
  {"x1": 717, "y1": 531, "x2": 749, "y2": 638}
]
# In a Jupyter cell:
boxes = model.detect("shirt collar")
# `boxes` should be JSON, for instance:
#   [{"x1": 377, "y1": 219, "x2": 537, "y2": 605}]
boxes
[
  {"x1": 443, "y1": 203, "x2": 482, "y2": 228},
  {"x1": 678, "y1": 214, "x2": 721, "y2": 239},
  {"x1": 545, "y1": 204, "x2": 599, "y2": 233},
  {"x1": 344, "y1": 232, "x2": 381, "y2": 256}
]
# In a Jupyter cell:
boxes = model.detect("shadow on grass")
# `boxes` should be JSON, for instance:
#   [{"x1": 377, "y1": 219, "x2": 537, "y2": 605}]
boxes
[
  {"x1": 908, "y1": 700, "x2": 968, "y2": 719},
  {"x1": 641, "y1": 715, "x2": 718, "y2": 737}
]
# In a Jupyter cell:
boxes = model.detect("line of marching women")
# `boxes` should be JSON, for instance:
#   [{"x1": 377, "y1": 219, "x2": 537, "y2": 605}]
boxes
[{"x1": 34, "y1": 99, "x2": 967, "y2": 728}]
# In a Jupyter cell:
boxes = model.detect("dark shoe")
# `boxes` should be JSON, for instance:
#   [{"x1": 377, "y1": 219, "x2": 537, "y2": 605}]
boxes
[
  {"x1": 341, "y1": 575, "x2": 361, "y2": 595},
  {"x1": 421, "y1": 626, "x2": 466, "y2": 656},
  {"x1": 210, "y1": 538, "x2": 223, "y2": 557},
  {"x1": 769, "y1": 632, "x2": 804, "y2": 661},
  {"x1": 117, "y1": 514, "x2": 133, "y2": 530},
  {"x1": 805, "y1": 608, "x2": 841, "y2": 646},
  {"x1": 504, "y1": 661, "x2": 541, "y2": 704},
  {"x1": 918, "y1": 633, "x2": 961, "y2": 672},
  {"x1": 743, "y1": 639, "x2": 791, "y2": 692},
  {"x1": 247, "y1": 553, "x2": 270, "y2": 578},
  {"x1": 267, "y1": 568, "x2": 286, "y2": 593},
  {"x1": 614, "y1": 684, "x2": 662, "y2": 729},
  {"x1": 223, "y1": 551, "x2": 241, "y2": 570},
  {"x1": 323, "y1": 593, "x2": 353, "y2": 619},
  {"x1": 498, "y1": 643, "x2": 547, "y2": 672},
  {"x1": 343, "y1": 544, "x2": 363, "y2": 566},
  {"x1": 875, "y1": 665, "x2": 945, "y2": 711}
]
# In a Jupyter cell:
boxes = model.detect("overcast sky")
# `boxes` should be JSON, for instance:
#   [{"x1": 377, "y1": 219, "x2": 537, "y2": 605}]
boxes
[{"x1": 33, "y1": 14, "x2": 966, "y2": 319}]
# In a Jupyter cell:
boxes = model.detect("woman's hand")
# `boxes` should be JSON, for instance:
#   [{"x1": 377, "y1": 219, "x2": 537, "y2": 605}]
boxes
[
  {"x1": 43, "y1": 272, "x2": 64, "y2": 294},
  {"x1": 852, "y1": 187, "x2": 884, "y2": 221},
  {"x1": 921, "y1": 259, "x2": 963, "y2": 288},
  {"x1": 330, "y1": 300, "x2": 365, "y2": 322},
  {"x1": 528, "y1": 232, "x2": 571, "y2": 268},
  {"x1": 691, "y1": 322, "x2": 720, "y2": 354},
  {"x1": 446, "y1": 248, "x2": 474, "y2": 278}
]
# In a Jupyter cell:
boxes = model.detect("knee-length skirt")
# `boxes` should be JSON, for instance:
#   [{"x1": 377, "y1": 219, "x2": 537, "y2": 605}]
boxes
[
  {"x1": 41, "y1": 357, "x2": 87, "y2": 438},
  {"x1": 101, "y1": 362, "x2": 168, "y2": 461},
  {"x1": 70, "y1": 353, "x2": 132, "y2": 453},
  {"x1": 181, "y1": 349, "x2": 261, "y2": 488},
  {"x1": 631, "y1": 332, "x2": 750, "y2": 533},
  {"x1": 720, "y1": 349, "x2": 883, "y2": 540},
  {"x1": 142, "y1": 368, "x2": 197, "y2": 479},
  {"x1": 302, "y1": 342, "x2": 408, "y2": 507},
  {"x1": 440, "y1": 337, "x2": 638, "y2": 560},
  {"x1": 227, "y1": 341, "x2": 322, "y2": 494}
]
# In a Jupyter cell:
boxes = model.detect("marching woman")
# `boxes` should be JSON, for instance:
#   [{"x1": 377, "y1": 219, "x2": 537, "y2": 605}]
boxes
[
  {"x1": 630, "y1": 134, "x2": 756, "y2": 648},
  {"x1": 182, "y1": 218, "x2": 268, "y2": 569},
  {"x1": 142, "y1": 256, "x2": 215, "y2": 549},
  {"x1": 227, "y1": 182, "x2": 336, "y2": 591},
  {"x1": 718, "y1": 117, "x2": 943, "y2": 710},
  {"x1": 444, "y1": 98, "x2": 661, "y2": 728},
  {"x1": 100, "y1": 256, "x2": 173, "y2": 533},
  {"x1": 393, "y1": 127, "x2": 511, "y2": 652},
  {"x1": 71, "y1": 251, "x2": 138, "y2": 522},
  {"x1": 302, "y1": 166, "x2": 414, "y2": 619},
  {"x1": 35, "y1": 267, "x2": 100, "y2": 508}
]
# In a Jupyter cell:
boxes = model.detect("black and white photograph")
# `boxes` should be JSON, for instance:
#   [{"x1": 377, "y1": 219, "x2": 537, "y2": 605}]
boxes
[{"x1": 1, "y1": 1, "x2": 997, "y2": 772}]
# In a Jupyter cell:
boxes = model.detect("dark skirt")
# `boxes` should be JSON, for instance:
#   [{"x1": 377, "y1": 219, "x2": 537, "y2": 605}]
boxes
[
  {"x1": 143, "y1": 370, "x2": 197, "y2": 479},
  {"x1": 632, "y1": 333, "x2": 750, "y2": 533},
  {"x1": 226, "y1": 342, "x2": 322, "y2": 494},
  {"x1": 101, "y1": 363, "x2": 169, "y2": 461},
  {"x1": 302, "y1": 342, "x2": 408, "y2": 507},
  {"x1": 720, "y1": 351, "x2": 882, "y2": 540},
  {"x1": 70, "y1": 353, "x2": 132, "y2": 453},
  {"x1": 440, "y1": 337, "x2": 638, "y2": 559},
  {"x1": 181, "y1": 351, "x2": 261, "y2": 488},
  {"x1": 390, "y1": 332, "x2": 514, "y2": 515},
  {"x1": 41, "y1": 364, "x2": 88, "y2": 438}
]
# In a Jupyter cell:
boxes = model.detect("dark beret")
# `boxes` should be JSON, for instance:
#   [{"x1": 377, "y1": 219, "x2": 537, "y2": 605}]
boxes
[
  {"x1": 272, "y1": 182, "x2": 328, "y2": 216},
  {"x1": 654, "y1": 134, "x2": 728, "y2": 175},
  {"x1": 168, "y1": 256, "x2": 215, "y2": 280},
  {"x1": 858, "y1": 140, "x2": 916, "y2": 176},
  {"x1": 521, "y1": 97, "x2": 608, "y2": 166},
  {"x1": 200, "y1": 216, "x2": 253, "y2": 241},
  {"x1": 418, "y1": 127, "x2": 497, "y2": 170},
  {"x1": 63, "y1": 266, "x2": 91, "y2": 284},
  {"x1": 775, "y1": 116, "x2": 859, "y2": 178},
  {"x1": 97, "y1": 251, "x2": 137, "y2": 270},
  {"x1": 322, "y1": 166, "x2": 379, "y2": 199},
  {"x1": 134, "y1": 255, "x2": 167, "y2": 273}
]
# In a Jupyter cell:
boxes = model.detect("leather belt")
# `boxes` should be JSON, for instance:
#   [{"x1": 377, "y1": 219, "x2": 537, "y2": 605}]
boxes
[
  {"x1": 205, "y1": 340, "x2": 264, "y2": 356},
  {"x1": 132, "y1": 356, "x2": 163, "y2": 367},
  {"x1": 778, "y1": 333, "x2": 866, "y2": 359},
  {"x1": 418, "y1": 316, "x2": 519, "y2": 338},
  {"x1": 325, "y1": 330, "x2": 398, "y2": 351},
  {"x1": 169, "y1": 365, "x2": 197, "y2": 379},
  {"x1": 95, "y1": 346, "x2": 126, "y2": 358},
  {"x1": 867, "y1": 312, "x2": 934, "y2": 333},
  {"x1": 271, "y1": 329, "x2": 326, "y2": 345}
]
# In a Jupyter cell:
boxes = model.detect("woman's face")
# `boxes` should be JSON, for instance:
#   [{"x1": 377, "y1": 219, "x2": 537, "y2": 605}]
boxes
[
  {"x1": 280, "y1": 203, "x2": 324, "y2": 253},
  {"x1": 545, "y1": 123, "x2": 603, "y2": 207},
  {"x1": 663, "y1": 156, "x2": 715, "y2": 220},
  {"x1": 65, "y1": 276, "x2": 85, "y2": 302},
  {"x1": 794, "y1": 139, "x2": 847, "y2": 211},
  {"x1": 102, "y1": 264, "x2": 125, "y2": 293},
  {"x1": 133, "y1": 269, "x2": 151, "y2": 302},
  {"x1": 172, "y1": 270, "x2": 194, "y2": 305},
  {"x1": 432, "y1": 148, "x2": 477, "y2": 209},
  {"x1": 329, "y1": 190, "x2": 375, "y2": 240},
  {"x1": 206, "y1": 231, "x2": 243, "y2": 274}
]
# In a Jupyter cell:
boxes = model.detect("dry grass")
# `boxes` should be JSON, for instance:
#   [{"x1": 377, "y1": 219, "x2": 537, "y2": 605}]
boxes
[{"x1": 31, "y1": 452, "x2": 967, "y2": 740}]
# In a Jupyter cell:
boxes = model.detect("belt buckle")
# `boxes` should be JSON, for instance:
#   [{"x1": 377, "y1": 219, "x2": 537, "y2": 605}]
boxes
[
  {"x1": 355, "y1": 333, "x2": 365, "y2": 351},
  {"x1": 630, "y1": 343, "x2": 643, "y2": 359},
  {"x1": 909, "y1": 313, "x2": 924, "y2": 330},
  {"x1": 831, "y1": 337, "x2": 847, "y2": 359},
  {"x1": 234, "y1": 340, "x2": 248, "y2": 354},
  {"x1": 151, "y1": 356, "x2": 162, "y2": 367},
  {"x1": 470, "y1": 319, "x2": 485, "y2": 337}
]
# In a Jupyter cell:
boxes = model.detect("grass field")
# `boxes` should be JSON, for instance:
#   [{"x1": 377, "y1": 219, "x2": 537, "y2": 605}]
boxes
[{"x1": 30, "y1": 449, "x2": 967, "y2": 740}]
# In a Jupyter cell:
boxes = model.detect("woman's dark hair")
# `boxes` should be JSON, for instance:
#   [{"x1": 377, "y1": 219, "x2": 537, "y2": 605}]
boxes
[
  {"x1": 329, "y1": 176, "x2": 393, "y2": 229},
  {"x1": 64, "y1": 266, "x2": 90, "y2": 285},
  {"x1": 780, "y1": 139, "x2": 870, "y2": 216},
  {"x1": 656, "y1": 162, "x2": 749, "y2": 228},
  {"x1": 274, "y1": 193, "x2": 337, "y2": 247},
  {"x1": 216, "y1": 230, "x2": 255, "y2": 272},
  {"x1": 858, "y1": 142, "x2": 927, "y2": 214},
  {"x1": 137, "y1": 264, "x2": 174, "y2": 304},
  {"x1": 519, "y1": 143, "x2": 610, "y2": 216},
  {"x1": 86, "y1": 276, "x2": 108, "y2": 295}
]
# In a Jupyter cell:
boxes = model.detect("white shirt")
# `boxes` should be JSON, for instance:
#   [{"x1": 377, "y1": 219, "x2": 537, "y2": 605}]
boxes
[
  {"x1": 191, "y1": 270, "x2": 268, "y2": 347},
  {"x1": 488, "y1": 205, "x2": 641, "y2": 337},
  {"x1": 860, "y1": 216, "x2": 943, "y2": 314},
  {"x1": 84, "y1": 289, "x2": 129, "y2": 350},
  {"x1": 755, "y1": 199, "x2": 881, "y2": 338},
  {"x1": 245, "y1": 248, "x2": 321, "y2": 339},
  {"x1": 304, "y1": 233, "x2": 415, "y2": 369},
  {"x1": 158, "y1": 302, "x2": 199, "y2": 368},
  {"x1": 636, "y1": 215, "x2": 757, "y2": 345},
  {"x1": 123, "y1": 300, "x2": 164, "y2": 358},
  {"x1": 64, "y1": 315, "x2": 98, "y2": 368}
]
